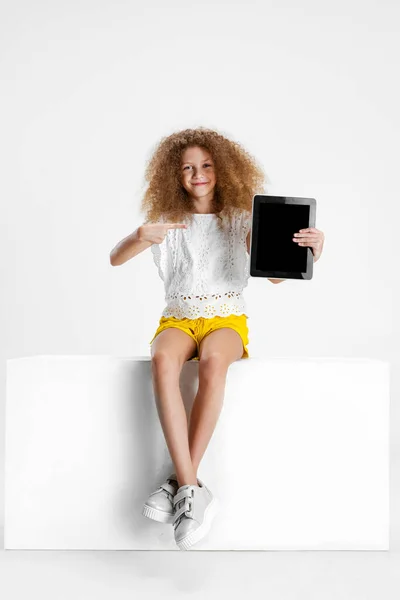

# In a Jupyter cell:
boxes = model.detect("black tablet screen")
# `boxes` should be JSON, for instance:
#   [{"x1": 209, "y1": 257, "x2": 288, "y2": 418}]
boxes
[{"x1": 256, "y1": 203, "x2": 310, "y2": 272}]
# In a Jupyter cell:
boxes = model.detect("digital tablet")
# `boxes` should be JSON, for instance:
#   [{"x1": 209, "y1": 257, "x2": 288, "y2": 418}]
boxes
[{"x1": 249, "y1": 195, "x2": 316, "y2": 280}]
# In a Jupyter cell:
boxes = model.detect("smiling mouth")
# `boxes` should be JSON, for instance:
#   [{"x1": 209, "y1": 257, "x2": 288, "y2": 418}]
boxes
[{"x1": 193, "y1": 182, "x2": 208, "y2": 186}]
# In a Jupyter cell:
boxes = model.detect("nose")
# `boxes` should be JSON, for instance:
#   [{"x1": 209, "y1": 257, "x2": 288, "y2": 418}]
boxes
[{"x1": 191, "y1": 168, "x2": 207, "y2": 180}]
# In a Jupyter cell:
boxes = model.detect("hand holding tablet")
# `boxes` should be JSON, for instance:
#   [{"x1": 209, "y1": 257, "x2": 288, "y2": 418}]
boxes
[{"x1": 249, "y1": 195, "x2": 317, "y2": 280}]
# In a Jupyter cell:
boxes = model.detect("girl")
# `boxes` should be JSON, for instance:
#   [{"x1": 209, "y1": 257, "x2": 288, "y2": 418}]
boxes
[{"x1": 110, "y1": 127, "x2": 324, "y2": 550}]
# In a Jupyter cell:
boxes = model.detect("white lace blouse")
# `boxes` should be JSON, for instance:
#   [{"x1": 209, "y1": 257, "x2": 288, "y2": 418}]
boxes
[{"x1": 150, "y1": 208, "x2": 252, "y2": 320}]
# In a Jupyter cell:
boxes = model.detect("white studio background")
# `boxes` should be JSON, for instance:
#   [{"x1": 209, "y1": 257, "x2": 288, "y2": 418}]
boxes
[{"x1": 1, "y1": 0, "x2": 399, "y2": 584}]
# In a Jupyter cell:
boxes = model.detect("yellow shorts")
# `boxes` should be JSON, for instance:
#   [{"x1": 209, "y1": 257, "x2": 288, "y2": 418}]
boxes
[{"x1": 149, "y1": 314, "x2": 249, "y2": 361}]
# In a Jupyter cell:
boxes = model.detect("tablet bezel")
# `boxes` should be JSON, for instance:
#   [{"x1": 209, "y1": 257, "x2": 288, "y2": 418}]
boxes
[{"x1": 249, "y1": 194, "x2": 316, "y2": 280}]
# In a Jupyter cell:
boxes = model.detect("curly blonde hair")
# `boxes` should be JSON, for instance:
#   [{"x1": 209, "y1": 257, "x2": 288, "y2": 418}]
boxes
[{"x1": 140, "y1": 127, "x2": 267, "y2": 231}]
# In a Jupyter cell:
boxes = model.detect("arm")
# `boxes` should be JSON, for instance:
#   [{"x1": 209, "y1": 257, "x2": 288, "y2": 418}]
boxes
[{"x1": 110, "y1": 226, "x2": 152, "y2": 266}]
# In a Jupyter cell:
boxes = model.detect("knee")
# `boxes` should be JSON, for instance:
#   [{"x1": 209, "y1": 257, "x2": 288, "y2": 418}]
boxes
[
  {"x1": 198, "y1": 354, "x2": 228, "y2": 382},
  {"x1": 151, "y1": 351, "x2": 181, "y2": 375}
]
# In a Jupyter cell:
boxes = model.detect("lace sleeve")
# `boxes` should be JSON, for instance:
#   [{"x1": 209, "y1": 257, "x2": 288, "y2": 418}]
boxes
[
  {"x1": 241, "y1": 209, "x2": 252, "y2": 239},
  {"x1": 149, "y1": 215, "x2": 167, "y2": 282}
]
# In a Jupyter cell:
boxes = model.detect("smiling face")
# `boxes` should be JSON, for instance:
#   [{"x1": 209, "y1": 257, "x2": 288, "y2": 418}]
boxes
[{"x1": 180, "y1": 146, "x2": 217, "y2": 210}]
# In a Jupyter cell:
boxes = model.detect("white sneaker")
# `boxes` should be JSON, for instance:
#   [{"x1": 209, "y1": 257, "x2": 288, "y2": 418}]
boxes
[
  {"x1": 173, "y1": 479, "x2": 219, "y2": 550},
  {"x1": 142, "y1": 473, "x2": 179, "y2": 524}
]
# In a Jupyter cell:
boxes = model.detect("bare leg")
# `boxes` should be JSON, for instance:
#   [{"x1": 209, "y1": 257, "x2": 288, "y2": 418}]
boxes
[
  {"x1": 188, "y1": 361, "x2": 228, "y2": 474},
  {"x1": 188, "y1": 328, "x2": 244, "y2": 476},
  {"x1": 151, "y1": 327, "x2": 198, "y2": 487}
]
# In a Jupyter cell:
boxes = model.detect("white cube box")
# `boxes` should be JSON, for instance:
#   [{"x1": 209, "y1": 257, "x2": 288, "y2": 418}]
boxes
[{"x1": 5, "y1": 355, "x2": 390, "y2": 550}]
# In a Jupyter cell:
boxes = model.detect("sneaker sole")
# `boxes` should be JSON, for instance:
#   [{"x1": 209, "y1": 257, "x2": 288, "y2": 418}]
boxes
[
  {"x1": 176, "y1": 496, "x2": 219, "y2": 550},
  {"x1": 142, "y1": 503, "x2": 174, "y2": 524}
]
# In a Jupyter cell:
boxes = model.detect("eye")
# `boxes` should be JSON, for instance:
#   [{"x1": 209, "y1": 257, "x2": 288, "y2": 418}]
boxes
[{"x1": 183, "y1": 163, "x2": 212, "y2": 170}]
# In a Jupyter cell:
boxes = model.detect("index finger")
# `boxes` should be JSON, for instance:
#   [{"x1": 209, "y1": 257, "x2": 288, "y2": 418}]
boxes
[{"x1": 165, "y1": 223, "x2": 188, "y2": 229}]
